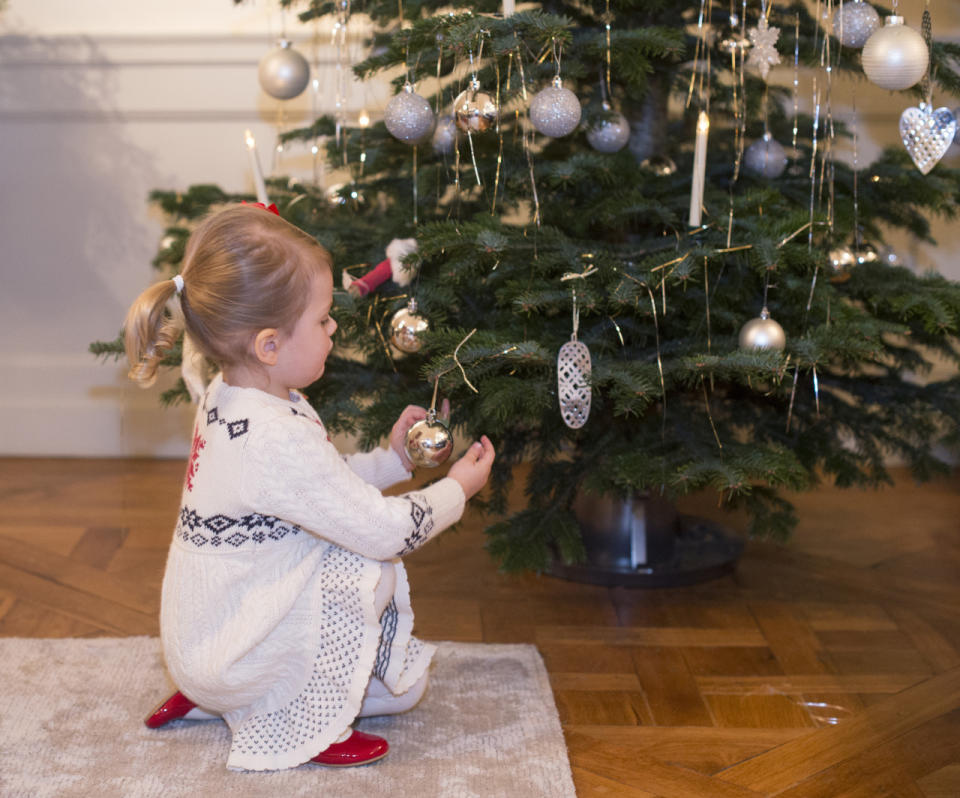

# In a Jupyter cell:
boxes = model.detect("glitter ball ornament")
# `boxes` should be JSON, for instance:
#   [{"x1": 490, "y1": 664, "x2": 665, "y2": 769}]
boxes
[
  {"x1": 452, "y1": 79, "x2": 498, "y2": 134},
  {"x1": 640, "y1": 154, "x2": 678, "y2": 176},
  {"x1": 832, "y1": 0, "x2": 881, "y2": 49},
  {"x1": 530, "y1": 76, "x2": 582, "y2": 138},
  {"x1": 384, "y1": 83, "x2": 435, "y2": 144},
  {"x1": 861, "y1": 16, "x2": 929, "y2": 91},
  {"x1": 900, "y1": 104, "x2": 957, "y2": 175},
  {"x1": 744, "y1": 133, "x2": 788, "y2": 179},
  {"x1": 389, "y1": 299, "x2": 429, "y2": 353},
  {"x1": 739, "y1": 307, "x2": 786, "y2": 351},
  {"x1": 258, "y1": 40, "x2": 310, "y2": 100},
  {"x1": 432, "y1": 114, "x2": 458, "y2": 155},
  {"x1": 586, "y1": 105, "x2": 631, "y2": 153},
  {"x1": 405, "y1": 410, "x2": 453, "y2": 468}
]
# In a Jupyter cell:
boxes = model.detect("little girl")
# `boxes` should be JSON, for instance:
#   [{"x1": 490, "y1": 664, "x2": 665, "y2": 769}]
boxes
[{"x1": 125, "y1": 204, "x2": 495, "y2": 772}]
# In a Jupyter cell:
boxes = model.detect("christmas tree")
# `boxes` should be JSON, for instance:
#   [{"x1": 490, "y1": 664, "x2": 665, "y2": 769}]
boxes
[{"x1": 94, "y1": 0, "x2": 960, "y2": 575}]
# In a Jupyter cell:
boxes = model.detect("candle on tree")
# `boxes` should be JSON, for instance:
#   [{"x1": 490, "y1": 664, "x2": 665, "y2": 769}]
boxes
[
  {"x1": 688, "y1": 111, "x2": 709, "y2": 227},
  {"x1": 244, "y1": 129, "x2": 269, "y2": 205}
]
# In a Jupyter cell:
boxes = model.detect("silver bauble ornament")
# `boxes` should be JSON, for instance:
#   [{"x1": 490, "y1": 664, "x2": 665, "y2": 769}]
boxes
[
  {"x1": 530, "y1": 76, "x2": 582, "y2": 138},
  {"x1": 432, "y1": 114, "x2": 458, "y2": 155},
  {"x1": 832, "y1": 0, "x2": 881, "y2": 49},
  {"x1": 954, "y1": 108, "x2": 960, "y2": 145},
  {"x1": 640, "y1": 154, "x2": 678, "y2": 176},
  {"x1": 258, "y1": 40, "x2": 310, "y2": 100},
  {"x1": 744, "y1": 132, "x2": 788, "y2": 179},
  {"x1": 452, "y1": 79, "x2": 498, "y2": 133},
  {"x1": 586, "y1": 106, "x2": 631, "y2": 153},
  {"x1": 384, "y1": 83, "x2": 435, "y2": 143},
  {"x1": 389, "y1": 298, "x2": 429, "y2": 354},
  {"x1": 405, "y1": 409, "x2": 454, "y2": 468},
  {"x1": 739, "y1": 307, "x2": 786, "y2": 351},
  {"x1": 861, "y1": 16, "x2": 929, "y2": 91}
]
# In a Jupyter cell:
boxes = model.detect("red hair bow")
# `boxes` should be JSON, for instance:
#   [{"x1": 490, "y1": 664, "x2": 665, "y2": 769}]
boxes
[{"x1": 242, "y1": 201, "x2": 280, "y2": 216}]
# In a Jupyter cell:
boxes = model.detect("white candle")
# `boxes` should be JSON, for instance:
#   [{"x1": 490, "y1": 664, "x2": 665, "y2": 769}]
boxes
[
  {"x1": 503, "y1": 0, "x2": 515, "y2": 16},
  {"x1": 688, "y1": 110, "x2": 709, "y2": 228},
  {"x1": 244, "y1": 129, "x2": 269, "y2": 205}
]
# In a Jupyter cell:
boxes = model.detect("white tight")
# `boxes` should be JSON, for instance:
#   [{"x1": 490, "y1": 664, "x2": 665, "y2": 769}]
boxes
[
  {"x1": 357, "y1": 561, "x2": 429, "y2": 718},
  {"x1": 183, "y1": 560, "x2": 428, "y2": 723}
]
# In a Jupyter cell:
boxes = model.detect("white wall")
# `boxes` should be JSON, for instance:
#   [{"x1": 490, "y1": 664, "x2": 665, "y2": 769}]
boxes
[
  {"x1": 0, "y1": 1, "x2": 958, "y2": 457},
  {"x1": 0, "y1": 1, "x2": 384, "y2": 456}
]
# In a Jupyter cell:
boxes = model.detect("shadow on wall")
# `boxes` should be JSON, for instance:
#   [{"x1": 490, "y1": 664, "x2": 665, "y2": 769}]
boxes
[{"x1": 0, "y1": 34, "x2": 193, "y2": 456}]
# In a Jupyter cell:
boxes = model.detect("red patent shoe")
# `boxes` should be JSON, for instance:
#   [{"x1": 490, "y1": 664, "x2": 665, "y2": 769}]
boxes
[
  {"x1": 311, "y1": 730, "x2": 389, "y2": 767},
  {"x1": 144, "y1": 690, "x2": 197, "y2": 729}
]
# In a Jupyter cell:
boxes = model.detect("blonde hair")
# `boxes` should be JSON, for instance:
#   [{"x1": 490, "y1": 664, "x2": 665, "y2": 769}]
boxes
[{"x1": 125, "y1": 204, "x2": 332, "y2": 387}]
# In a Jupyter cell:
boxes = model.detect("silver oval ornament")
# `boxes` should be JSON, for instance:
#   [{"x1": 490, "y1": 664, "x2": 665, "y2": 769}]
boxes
[{"x1": 557, "y1": 339, "x2": 592, "y2": 429}]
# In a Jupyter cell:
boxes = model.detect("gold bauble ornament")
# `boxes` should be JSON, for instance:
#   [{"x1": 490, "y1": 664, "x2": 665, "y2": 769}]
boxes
[
  {"x1": 389, "y1": 298, "x2": 429, "y2": 354},
  {"x1": 453, "y1": 79, "x2": 498, "y2": 134},
  {"x1": 405, "y1": 410, "x2": 453, "y2": 468}
]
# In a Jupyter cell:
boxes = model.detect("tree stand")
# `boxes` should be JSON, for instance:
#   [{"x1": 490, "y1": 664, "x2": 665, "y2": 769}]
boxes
[{"x1": 548, "y1": 491, "x2": 744, "y2": 588}]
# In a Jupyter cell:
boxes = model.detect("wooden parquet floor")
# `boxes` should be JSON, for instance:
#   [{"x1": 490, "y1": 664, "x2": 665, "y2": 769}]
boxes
[{"x1": 2, "y1": 457, "x2": 960, "y2": 796}]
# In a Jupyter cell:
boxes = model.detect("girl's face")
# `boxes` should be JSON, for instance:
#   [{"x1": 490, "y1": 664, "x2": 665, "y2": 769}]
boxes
[{"x1": 275, "y1": 269, "x2": 337, "y2": 390}]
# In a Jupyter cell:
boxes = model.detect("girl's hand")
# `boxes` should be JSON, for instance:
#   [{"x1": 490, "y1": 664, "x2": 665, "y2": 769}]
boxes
[
  {"x1": 390, "y1": 400, "x2": 449, "y2": 470},
  {"x1": 448, "y1": 435, "x2": 495, "y2": 500}
]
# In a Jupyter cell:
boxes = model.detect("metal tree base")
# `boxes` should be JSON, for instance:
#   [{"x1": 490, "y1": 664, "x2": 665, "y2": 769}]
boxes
[{"x1": 548, "y1": 491, "x2": 744, "y2": 588}]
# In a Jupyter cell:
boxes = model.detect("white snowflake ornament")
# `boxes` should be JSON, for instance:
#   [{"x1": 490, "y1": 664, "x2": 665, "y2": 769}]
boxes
[{"x1": 747, "y1": 15, "x2": 781, "y2": 80}]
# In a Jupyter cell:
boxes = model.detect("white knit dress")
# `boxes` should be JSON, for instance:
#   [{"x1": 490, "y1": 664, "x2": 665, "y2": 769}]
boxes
[{"x1": 160, "y1": 374, "x2": 466, "y2": 771}]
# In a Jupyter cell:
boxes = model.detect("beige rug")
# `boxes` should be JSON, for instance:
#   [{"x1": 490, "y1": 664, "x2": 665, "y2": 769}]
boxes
[{"x1": 0, "y1": 637, "x2": 575, "y2": 798}]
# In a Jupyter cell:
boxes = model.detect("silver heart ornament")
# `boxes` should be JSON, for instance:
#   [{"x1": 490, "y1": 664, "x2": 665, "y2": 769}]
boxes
[{"x1": 899, "y1": 104, "x2": 957, "y2": 175}]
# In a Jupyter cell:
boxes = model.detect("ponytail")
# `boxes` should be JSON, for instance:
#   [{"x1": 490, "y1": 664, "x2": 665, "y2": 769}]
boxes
[{"x1": 124, "y1": 278, "x2": 183, "y2": 388}]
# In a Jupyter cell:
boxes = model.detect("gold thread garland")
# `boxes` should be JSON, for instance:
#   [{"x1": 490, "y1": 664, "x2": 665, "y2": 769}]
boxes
[{"x1": 701, "y1": 374, "x2": 723, "y2": 450}]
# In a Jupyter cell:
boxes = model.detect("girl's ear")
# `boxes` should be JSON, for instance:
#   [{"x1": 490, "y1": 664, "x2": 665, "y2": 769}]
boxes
[{"x1": 253, "y1": 328, "x2": 280, "y2": 366}]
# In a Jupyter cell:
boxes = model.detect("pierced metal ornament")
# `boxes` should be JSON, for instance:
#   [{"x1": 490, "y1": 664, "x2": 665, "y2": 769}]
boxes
[
  {"x1": 557, "y1": 339, "x2": 592, "y2": 429},
  {"x1": 900, "y1": 104, "x2": 956, "y2": 175}
]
